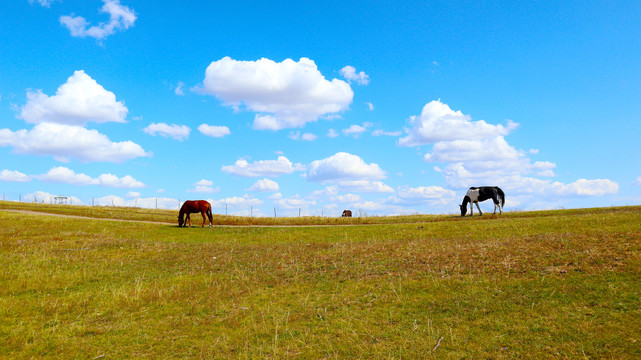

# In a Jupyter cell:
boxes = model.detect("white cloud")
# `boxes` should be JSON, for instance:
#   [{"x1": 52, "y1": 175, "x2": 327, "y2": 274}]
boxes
[
  {"x1": 188, "y1": 179, "x2": 219, "y2": 193},
  {"x1": 342, "y1": 122, "x2": 372, "y2": 137},
  {"x1": 198, "y1": 57, "x2": 353, "y2": 130},
  {"x1": 20, "y1": 70, "x2": 128, "y2": 126},
  {"x1": 143, "y1": 123, "x2": 191, "y2": 141},
  {"x1": 210, "y1": 196, "x2": 264, "y2": 215},
  {"x1": 336, "y1": 180, "x2": 394, "y2": 193},
  {"x1": 59, "y1": 0, "x2": 136, "y2": 41},
  {"x1": 634, "y1": 176, "x2": 641, "y2": 186},
  {"x1": 397, "y1": 100, "x2": 618, "y2": 204},
  {"x1": 339, "y1": 66, "x2": 370, "y2": 85},
  {"x1": 0, "y1": 169, "x2": 30, "y2": 182},
  {"x1": 24, "y1": 191, "x2": 82, "y2": 205},
  {"x1": 29, "y1": 0, "x2": 55, "y2": 7},
  {"x1": 36, "y1": 166, "x2": 145, "y2": 188},
  {"x1": 288, "y1": 131, "x2": 317, "y2": 141},
  {"x1": 126, "y1": 191, "x2": 140, "y2": 198},
  {"x1": 306, "y1": 152, "x2": 386, "y2": 182},
  {"x1": 334, "y1": 193, "x2": 361, "y2": 203},
  {"x1": 94, "y1": 195, "x2": 180, "y2": 209},
  {"x1": 275, "y1": 195, "x2": 316, "y2": 210},
  {"x1": 0, "y1": 122, "x2": 150, "y2": 163},
  {"x1": 198, "y1": 124, "x2": 230, "y2": 138},
  {"x1": 248, "y1": 178, "x2": 280, "y2": 192},
  {"x1": 372, "y1": 129, "x2": 402, "y2": 137},
  {"x1": 353, "y1": 200, "x2": 385, "y2": 212},
  {"x1": 365, "y1": 102, "x2": 374, "y2": 111},
  {"x1": 175, "y1": 81, "x2": 185, "y2": 96},
  {"x1": 398, "y1": 100, "x2": 518, "y2": 146},
  {"x1": 424, "y1": 136, "x2": 526, "y2": 166},
  {"x1": 394, "y1": 186, "x2": 456, "y2": 205},
  {"x1": 222, "y1": 156, "x2": 305, "y2": 177},
  {"x1": 551, "y1": 179, "x2": 619, "y2": 196},
  {"x1": 327, "y1": 129, "x2": 339, "y2": 138}
]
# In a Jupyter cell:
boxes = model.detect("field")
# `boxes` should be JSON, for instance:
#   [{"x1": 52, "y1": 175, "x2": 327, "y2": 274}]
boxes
[{"x1": 1, "y1": 202, "x2": 640, "y2": 358}]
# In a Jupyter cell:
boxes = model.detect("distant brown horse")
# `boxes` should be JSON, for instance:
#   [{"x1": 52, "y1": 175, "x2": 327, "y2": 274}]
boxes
[
  {"x1": 178, "y1": 200, "x2": 213, "y2": 227},
  {"x1": 341, "y1": 209, "x2": 352, "y2": 217}
]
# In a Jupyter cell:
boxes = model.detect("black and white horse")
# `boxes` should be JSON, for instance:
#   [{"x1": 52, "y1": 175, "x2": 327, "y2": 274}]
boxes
[{"x1": 459, "y1": 186, "x2": 505, "y2": 216}]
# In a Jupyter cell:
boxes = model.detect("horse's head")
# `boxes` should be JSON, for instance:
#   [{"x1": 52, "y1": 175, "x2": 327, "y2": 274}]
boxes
[
  {"x1": 178, "y1": 215, "x2": 184, "y2": 227},
  {"x1": 459, "y1": 204, "x2": 467, "y2": 216}
]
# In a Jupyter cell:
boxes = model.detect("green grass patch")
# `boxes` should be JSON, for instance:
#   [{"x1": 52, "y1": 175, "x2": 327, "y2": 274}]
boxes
[{"x1": 1, "y1": 205, "x2": 640, "y2": 358}]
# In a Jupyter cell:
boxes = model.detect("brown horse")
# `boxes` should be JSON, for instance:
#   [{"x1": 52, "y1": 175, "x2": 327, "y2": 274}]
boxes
[{"x1": 178, "y1": 200, "x2": 213, "y2": 227}]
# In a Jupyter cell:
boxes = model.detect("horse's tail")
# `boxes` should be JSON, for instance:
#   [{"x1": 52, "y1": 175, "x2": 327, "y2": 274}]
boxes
[
  {"x1": 206, "y1": 203, "x2": 213, "y2": 225},
  {"x1": 497, "y1": 187, "x2": 505, "y2": 207}
]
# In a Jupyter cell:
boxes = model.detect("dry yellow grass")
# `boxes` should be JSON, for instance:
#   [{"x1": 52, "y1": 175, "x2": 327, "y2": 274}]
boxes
[{"x1": 1, "y1": 204, "x2": 640, "y2": 358}]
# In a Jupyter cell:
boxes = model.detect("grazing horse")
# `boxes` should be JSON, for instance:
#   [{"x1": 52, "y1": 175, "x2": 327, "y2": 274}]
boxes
[
  {"x1": 341, "y1": 210, "x2": 352, "y2": 217},
  {"x1": 178, "y1": 200, "x2": 213, "y2": 227},
  {"x1": 459, "y1": 186, "x2": 505, "y2": 216}
]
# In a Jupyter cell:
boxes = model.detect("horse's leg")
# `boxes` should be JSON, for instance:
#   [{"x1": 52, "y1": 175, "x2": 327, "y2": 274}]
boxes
[
  {"x1": 469, "y1": 202, "x2": 473, "y2": 216},
  {"x1": 475, "y1": 202, "x2": 482, "y2": 215},
  {"x1": 187, "y1": 214, "x2": 192, "y2": 227},
  {"x1": 201, "y1": 210, "x2": 206, "y2": 228}
]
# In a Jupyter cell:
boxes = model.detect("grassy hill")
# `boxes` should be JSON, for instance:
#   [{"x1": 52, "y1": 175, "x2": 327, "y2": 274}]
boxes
[{"x1": 1, "y1": 203, "x2": 639, "y2": 358}]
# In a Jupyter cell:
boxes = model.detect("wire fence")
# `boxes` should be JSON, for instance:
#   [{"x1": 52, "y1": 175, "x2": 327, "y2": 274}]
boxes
[{"x1": 1, "y1": 193, "x2": 373, "y2": 218}]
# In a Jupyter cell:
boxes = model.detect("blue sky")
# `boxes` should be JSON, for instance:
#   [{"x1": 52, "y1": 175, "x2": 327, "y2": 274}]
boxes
[{"x1": 1, "y1": 0, "x2": 639, "y2": 216}]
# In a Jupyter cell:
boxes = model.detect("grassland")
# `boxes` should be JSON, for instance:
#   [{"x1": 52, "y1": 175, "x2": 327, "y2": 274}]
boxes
[{"x1": 1, "y1": 202, "x2": 640, "y2": 358}]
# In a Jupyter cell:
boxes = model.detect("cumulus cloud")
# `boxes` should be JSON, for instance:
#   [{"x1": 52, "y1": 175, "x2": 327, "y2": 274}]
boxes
[
  {"x1": 398, "y1": 99, "x2": 618, "y2": 204},
  {"x1": 394, "y1": 186, "x2": 456, "y2": 205},
  {"x1": 198, "y1": 124, "x2": 230, "y2": 138},
  {"x1": 59, "y1": 0, "x2": 136, "y2": 41},
  {"x1": 36, "y1": 166, "x2": 144, "y2": 188},
  {"x1": 550, "y1": 179, "x2": 619, "y2": 196},
  {"x1": 398, "y1": 100, "x2": 518, "y2": 147},
  {"x1": 143, "y1": 123, "x2": 191, "y2": 141},
  {"x1": 336, "y1": 180, "x2": 394, "y2": 193},
  {"x1": 0, "y1": 169, "x2": 30, "y2": 182},
  {"x1": 424, "y1": 136, "x2": 527, "y2": 168},
  {"x1": 248, "y1": 178, "x2": 280, "y2": 192},
  {"x1": 306, "y1": 152, "x2": 386, "y2": 182},
  {"x1": 275, "y1": 195, "x2": 316, "y2": 210},
  {"x1": 342, "y1": 122, "x2": 372, "y2": 137},
  {"x1": 188, "y1": 179, "x2": 219, "y2": 193},
  {"x1": 0, "y1": 122, "x2": 150, "y2": 163},
  {"x1": 20, "y1": 70, "x2": 128, "y2": 126},
  {"x1": 339, "y1": 66, "x2": 370, "y2": 85},
  {"x1": 222, "y1": 156, "x2": 305, "y2": 177},
  {"x1": 198, "y1": 57, "x2": 353, "y2": 130}
]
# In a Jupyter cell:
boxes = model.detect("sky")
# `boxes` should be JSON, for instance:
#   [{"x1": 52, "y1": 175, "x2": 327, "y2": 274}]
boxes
[{"x1": 1, "y1": 0, "x2": 640, "y2": 216}]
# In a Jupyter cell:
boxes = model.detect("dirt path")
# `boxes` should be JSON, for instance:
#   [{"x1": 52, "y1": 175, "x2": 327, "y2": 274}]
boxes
[{"x1": 0, "y1": 209, "x2": 176, "y2": 226}]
